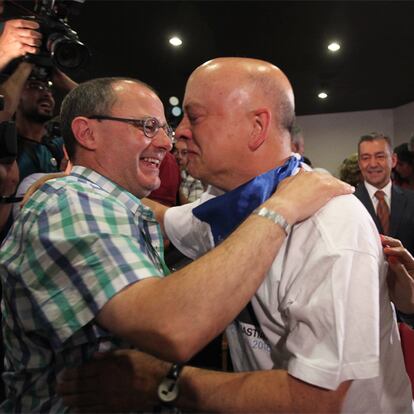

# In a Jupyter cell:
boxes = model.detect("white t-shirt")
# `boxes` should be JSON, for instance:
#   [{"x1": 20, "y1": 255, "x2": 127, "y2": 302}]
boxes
[{"x1": 165, "y1": 192, "x2": 413, "y2": 413}]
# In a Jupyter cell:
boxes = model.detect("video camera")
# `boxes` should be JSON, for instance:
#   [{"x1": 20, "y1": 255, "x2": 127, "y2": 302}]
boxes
[{"x1": 24, "y1": 0, "x2": 89, "y2": 73}]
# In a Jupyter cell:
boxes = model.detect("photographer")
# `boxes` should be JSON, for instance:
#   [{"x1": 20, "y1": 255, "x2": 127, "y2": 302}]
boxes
[
  {"x1": 10, "y1": 65, "x2": 76, "y2": 181},
  {"x1": 0, "y1": 5, "x2": 79, "y2": 180},
  {"x1": 0, "y1": 18, "x2": 42, "y2": 231}
]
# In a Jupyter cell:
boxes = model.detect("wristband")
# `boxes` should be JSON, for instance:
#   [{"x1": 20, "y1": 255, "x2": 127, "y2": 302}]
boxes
[{"x1": 252, "y1": 207, "x2": 292, "y2": 235}]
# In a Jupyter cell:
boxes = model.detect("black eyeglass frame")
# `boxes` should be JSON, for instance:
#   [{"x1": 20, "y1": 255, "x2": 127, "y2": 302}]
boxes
[{"x1": 87, "y1": 115, "x2": 175, "y2": 141}]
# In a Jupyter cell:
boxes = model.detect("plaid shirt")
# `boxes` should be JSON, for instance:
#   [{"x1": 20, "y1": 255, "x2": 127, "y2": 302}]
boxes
[
  {"x1": 0, "y1": 166, "x2": 167, "y2": 413},
  {"x1": 180, "y1": 170, "x2": 204, "y2": 203}
]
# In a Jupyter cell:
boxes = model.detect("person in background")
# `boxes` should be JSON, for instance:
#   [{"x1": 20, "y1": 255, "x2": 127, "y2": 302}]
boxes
[
  {"x1": 290, "y1": 123, "x2": 312, "y2": 166},
  {"x1": 382, "y1": 235, "x2": 414, "y2": 320},
  {"x1": 393, "y1": 143, "x2": 414, "y2": 191},
  {"x1": 173, "y1": 138, "x2": 204, "y2": 203},
  {"x1": 355, "y1": 132, "x2": 414, "y2": 256},
  {"x1": 339, "y1": 153, "x2": 362, "y2": 187},
  {"x1": 0, "y1": 18, "x2": 77, "y2": 242}
]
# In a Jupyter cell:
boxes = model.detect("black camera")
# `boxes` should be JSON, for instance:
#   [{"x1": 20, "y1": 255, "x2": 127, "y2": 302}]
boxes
[{"x1": 25, "y1": 0, "x2": 89, "y2": 72}]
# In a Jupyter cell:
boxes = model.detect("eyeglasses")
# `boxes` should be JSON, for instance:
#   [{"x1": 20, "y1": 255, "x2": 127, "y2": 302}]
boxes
[
  {"x1": 88, "y1": 115, "x2": 175, "y2": 142},
  {"x1": 25, "y1": 82, "x2": 53, "y2": 92}
]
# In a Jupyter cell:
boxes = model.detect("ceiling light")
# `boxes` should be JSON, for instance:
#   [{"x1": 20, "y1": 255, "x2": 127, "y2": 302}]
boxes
[
  {"x1": 172, "y1": 106, "x2": 182, "y2": 117},
  {"x1": 318, "y1": 92, "x2": 328, "y2": 99},
  {"x1": 169, "y1": 96, "x2": 179, "y2": 106},
  {"x1": 328, "y1": 42, "x2": 341, "y2": 52},
  {"x1": 169, "y1": 36, "x2": 182, "y2": 47}
]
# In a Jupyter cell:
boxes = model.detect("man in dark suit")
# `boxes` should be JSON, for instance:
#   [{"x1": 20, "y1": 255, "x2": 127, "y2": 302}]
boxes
[
  {"x1": 355, "y1": 132, "x2": 414, "y2": 256},
  {"x1": 356, "y1": 133, "x2": 414, "y2": 327}
]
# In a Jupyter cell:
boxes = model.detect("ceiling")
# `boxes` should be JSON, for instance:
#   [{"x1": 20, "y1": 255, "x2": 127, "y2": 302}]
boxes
[{"x1": 6, "y1": 0, "x2": 414, "y2": 122}]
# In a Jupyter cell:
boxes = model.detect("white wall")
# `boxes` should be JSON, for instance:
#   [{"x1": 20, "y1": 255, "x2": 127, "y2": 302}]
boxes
[
  {"x1": 296, "y1": 101, "x2": 414, "y2": 177},
  {"x1": 393, "y1": 101, "x2": 414, "y2": 146}
]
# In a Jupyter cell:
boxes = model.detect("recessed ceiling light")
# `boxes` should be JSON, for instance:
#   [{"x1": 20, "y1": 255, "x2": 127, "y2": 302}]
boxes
[
  {"x1": 169, "y1": 96, "x2": 179, "y2": 106},
  {"x1": 318, "y1": 92, "x2": 328, "y2": 99},
  {"x1": 172, "y1": 106, "x2": 182, "y2": 117},
  {"x1": 328, "y1": 42, "x2": 341, "y2": 52},
  {"x1": 169, "y1": 36, "x2": 182, "y2": 47}
]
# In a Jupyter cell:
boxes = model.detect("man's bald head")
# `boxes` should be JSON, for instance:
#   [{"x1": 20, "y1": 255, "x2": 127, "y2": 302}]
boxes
[
  {"x1": 176, "y1": 57, "x2": 296, "y2": 190},
  {"x1": 187, "y1": 57, "x2": 295, "y2": 133}
]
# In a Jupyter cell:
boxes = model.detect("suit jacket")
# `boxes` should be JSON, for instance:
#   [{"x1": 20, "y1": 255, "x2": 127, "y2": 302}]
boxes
[{"x1": 355, "y1": 182, "x2": 414, "y2": 255}]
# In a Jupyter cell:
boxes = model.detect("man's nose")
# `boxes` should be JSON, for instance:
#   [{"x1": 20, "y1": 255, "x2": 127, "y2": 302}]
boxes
[
  {"x1": 175, "y1": 117, "x2": 192, "y2": 141},
  {"x1": 41, "y1": 88, "x2": 53, "y2": 98},
  {"x1": 152, "y1": 128, "x2": 173, "y2": 151}
]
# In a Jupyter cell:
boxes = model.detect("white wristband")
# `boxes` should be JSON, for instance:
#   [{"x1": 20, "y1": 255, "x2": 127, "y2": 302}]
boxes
[{"x1": 252, "y1": 207, "x2": 292, "y2": 235}]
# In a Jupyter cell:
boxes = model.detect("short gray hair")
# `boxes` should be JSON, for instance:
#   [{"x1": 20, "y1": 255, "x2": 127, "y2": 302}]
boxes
[{"x1": 358, "y1": 132, "x2": 393, "y2": 155}]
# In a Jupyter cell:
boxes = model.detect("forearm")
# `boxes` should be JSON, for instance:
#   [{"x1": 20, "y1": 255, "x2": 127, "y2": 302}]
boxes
[
  {"x1": 52, "y1": 69, "x2": 78, "y2": 92},
  {"x1": 165, "y1": 365, "x2": 348, "y2": 413},
  {"x1": 178, "y1": 368, "x2": 293, "y2": 413},
  {"x1": 0, "y1": 61, "x2": 32, "y2": 120},
  {"x1": 0, "y1": 53, "x2": 10, "y2": 72}
]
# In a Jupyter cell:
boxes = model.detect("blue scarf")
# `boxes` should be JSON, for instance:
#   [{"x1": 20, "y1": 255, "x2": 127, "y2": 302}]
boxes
[{"x1": 193, "y1": 156, "x2": 300, "y2": 244}]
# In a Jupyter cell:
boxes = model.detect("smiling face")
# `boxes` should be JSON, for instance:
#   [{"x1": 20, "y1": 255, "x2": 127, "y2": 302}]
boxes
[
  {"x1": 358, "y1": 138, "x2": 396, "y2": 189},
  {"x1": 87, "y1": 81, "x2": 173, "y2": 198},
  {"x1": 18, "y1": 80, "x2": 55, "y2": 123}
]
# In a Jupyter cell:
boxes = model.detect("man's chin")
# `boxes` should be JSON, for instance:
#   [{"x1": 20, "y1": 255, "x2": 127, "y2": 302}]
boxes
[
  {"x1": 139, "y1": 178, "x2": 161, "y2": 198},
  {"x1": 187, "y1": 164, "x2": 202, "y2": 180},
  {"x1": 30, "y1": 113, "x2": 54, "y2": 124}
]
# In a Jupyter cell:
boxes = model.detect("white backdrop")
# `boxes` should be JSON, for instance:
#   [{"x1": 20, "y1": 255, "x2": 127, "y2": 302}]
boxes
[{"x1": 297, "y1": 101, "x2": 414, "y2": 177}]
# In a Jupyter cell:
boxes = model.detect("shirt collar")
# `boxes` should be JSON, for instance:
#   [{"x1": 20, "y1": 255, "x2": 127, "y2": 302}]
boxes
[
  {"x1": 70, "y1": 166, "x2": 155, "y2": 221},
  {"x1": 364, "y1": 180, "x2": 392, "y2": 201}
]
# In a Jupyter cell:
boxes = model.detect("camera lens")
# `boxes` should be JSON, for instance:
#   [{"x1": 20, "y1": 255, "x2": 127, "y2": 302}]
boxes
[{"x1": 48, "y1": 35, "x2": 89, "y2": 70}]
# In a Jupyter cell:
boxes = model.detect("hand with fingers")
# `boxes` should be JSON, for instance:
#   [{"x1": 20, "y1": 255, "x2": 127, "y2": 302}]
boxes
[
  {"x1": 265, "y1": 169, "x2": 355, "y2": 225},
  {"x1": 381, "y1": 235, "x2": 414, "y2": 314},
  {"x1": 0, "y1": 19, "x2": 42, "y2": 70}
]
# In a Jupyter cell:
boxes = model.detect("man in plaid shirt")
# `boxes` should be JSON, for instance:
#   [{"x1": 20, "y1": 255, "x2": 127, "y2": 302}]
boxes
[{"x1": 0, "y1": 77, "x2": 351, "y2": 412}]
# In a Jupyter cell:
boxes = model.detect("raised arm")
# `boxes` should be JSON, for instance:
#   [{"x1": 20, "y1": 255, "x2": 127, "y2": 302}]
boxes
[{"x1": 0, "y1": 61, "x2": 33, "y2": 122}]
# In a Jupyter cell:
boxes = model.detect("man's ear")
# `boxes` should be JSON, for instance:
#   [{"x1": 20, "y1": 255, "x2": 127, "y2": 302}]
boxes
[
  {"x1": 71, "y1": 117, "x2": 98, "y2": 150},
  {"x1": 248, "y1": 108, "x2": 271, "y2": 151}
]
